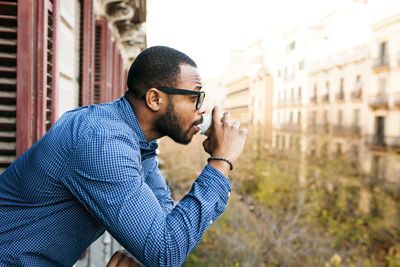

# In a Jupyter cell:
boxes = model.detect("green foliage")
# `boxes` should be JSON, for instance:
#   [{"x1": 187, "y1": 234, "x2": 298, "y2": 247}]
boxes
[{"x1": 158, "y1": 129, "x2": 400, "y2": 266}]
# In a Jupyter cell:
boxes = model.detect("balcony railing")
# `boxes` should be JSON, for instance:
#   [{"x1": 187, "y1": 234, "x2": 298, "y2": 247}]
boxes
[
  {"x1": 321, "y1": 94, "x2": 329, "y2": 103},
  {"x1": 308, "y1": 123, "x2": 318, "y2": 134},
  {"x1": 336, "y1": 91, "x2": 345, "y2": 101},
  {"x1": 350, "y1": 125, "x2": 361, "y2": 136},
  {"x1": 373, "y1": 56, "x2": 390, "y2": 71},
  {"x1": 290, "y1": 97, "x2": 302, "y2": 106},
  {"x1": 332, "y1": 125, "x2": 349, "y2": 136},
  {"x1": 395, "y1": 92, "x2": 400, "y2": 108},
  {"x1": 368, "y1": 93, "x2": 388, "y2": 109},
  {"x1": 276, "y1": 123, "x2": 301, "y2": 132},
  {"x1": 351, "y1": 88, "x2": 362, "y2": 100},
  {"x1": 366, "y1": 135, "x2": 386, "y2": 150}
]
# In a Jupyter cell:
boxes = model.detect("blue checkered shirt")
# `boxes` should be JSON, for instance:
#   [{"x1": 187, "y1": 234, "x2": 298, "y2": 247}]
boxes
[{"x1": 0, "y1": 97, "x2": 232, "y2": 267}]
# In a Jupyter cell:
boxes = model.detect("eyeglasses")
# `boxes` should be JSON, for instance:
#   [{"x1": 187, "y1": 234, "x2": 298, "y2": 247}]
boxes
[{"x1": 155, "y1": 87, "x2": 206, "y2": 110}]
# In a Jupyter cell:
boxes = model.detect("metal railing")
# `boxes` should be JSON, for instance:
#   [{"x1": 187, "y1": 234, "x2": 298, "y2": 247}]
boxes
[
  {"x1": 373, "y1": 56, "x2": 390, "y2": 69},
  {"x1": 335, "y1": 91, "x2": 344, "y2": 101},
  {"x1": 321, "y1": 94, "x2": 329, "y2": 103},
  {"x1": 351, "y1": 88, "x2": 362, "y2": 100},
  {"x1": 366, "y1": 135, "x2": 386, "y2": 150},
  {"x1": 368, "y1": 93, "x2": 388, "y2": 108},
  {"x1": 395, "y1": 92, "x2": 400, "y2": 107}
]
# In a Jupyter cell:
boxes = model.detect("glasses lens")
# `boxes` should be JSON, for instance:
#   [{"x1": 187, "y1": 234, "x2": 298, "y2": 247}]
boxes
[{"x1": 197, "y1": 92, "x2": 205, "y2": 110}]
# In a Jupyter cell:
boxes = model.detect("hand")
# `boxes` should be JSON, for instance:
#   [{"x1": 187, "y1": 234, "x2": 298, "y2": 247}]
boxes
[
  {"x1": 106, "y1": 250, "x2": 144, "y2": 267},
  {"x1": 202, "y1": 106, "x2": 247, "y2": 165}
]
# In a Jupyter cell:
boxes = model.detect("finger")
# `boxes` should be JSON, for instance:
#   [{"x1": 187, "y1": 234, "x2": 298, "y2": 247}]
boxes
[
  {"x1": 212, "y1": 105, "x2": 222, "y2": 126},
  {"x1": 223, "y1": 112, "x2": 231, "y2": 125},
  {"x1": 107, "y1": 251, "x2": 124, "y2": 267},
  {"x1": 117, "y1": 255, "x2": 136, "y2": 267},
  {"x1": 232, "y1": 120, "x2": 240, "y2": 129}
]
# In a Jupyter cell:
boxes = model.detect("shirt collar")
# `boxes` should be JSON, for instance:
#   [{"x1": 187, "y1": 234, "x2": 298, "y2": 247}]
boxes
[{"x1": 118, "y1": 96, "x2": 158, "y2": 151}]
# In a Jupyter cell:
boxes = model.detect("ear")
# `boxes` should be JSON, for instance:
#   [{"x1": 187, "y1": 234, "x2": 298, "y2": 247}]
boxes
[{"x1": 144, "y1": 88, "x2": 163, "y2": 111}]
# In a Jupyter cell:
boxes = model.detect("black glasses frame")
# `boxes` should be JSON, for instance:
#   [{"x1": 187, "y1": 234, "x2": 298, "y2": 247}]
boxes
[{"x1": 145, "y1": 87, "x2": 205, "y2": 110}]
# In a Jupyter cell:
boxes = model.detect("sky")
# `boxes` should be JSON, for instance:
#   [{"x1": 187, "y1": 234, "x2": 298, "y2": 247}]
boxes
[{"x1": 146, "y1": 0, "x2": 397, "y2": 79}]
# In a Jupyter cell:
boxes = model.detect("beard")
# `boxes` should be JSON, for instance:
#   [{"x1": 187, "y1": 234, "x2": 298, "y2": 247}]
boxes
[{"x1": 154, "y1": 99, "x2": 197, "y2": 145}]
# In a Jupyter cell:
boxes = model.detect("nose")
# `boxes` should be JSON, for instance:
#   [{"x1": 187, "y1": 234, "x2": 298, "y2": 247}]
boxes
[{"x1": 198, "y1": 104, "x2": 206, "y2": 115}]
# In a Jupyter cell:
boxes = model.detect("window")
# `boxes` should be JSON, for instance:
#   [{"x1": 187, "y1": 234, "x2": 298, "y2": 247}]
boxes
[
  {"x1": 336, "y1": 143, "x2": 342, "y2": 155},
  {"x1": 298, "y1": 86, "x2": 302, "y2": 98},
  {"x1": 378, "y1": 78, "x2": 386, "y2": 94},
  {"x1": 94, "y1": 20, "x2": 114, "y2": 104},
  {"x1": 340, "y1": 78, "x2": 344, "y2": 93},
  {"x1": 80, "y1": 0, "x2": 95, "y2": 106},
  {"x1": 297, "y1": 111, "x2": 301, "y2": 124},
  {"x1": 371, "y1": 155, "x2": 386, "y2": 179},
  {"x1": 0, "y1": 0, "x2": 59, "y2": 171},
  {"x1": 299, "y1": 60, "x2": 305, "y2": 70},
  {"x1": 289, "y1": 41, "x2": 296, "y2": 50},
  {"x1": 356, "y1": 75, "x2": 361, "y2": 87},
  {"x1": 312, "y1": 110, "x2": 317, "y2": 125},
  {"x1": 289, "y1": 111, "x2": 293, "y2": 123},
  {"x1": 353, "y1": 109, "x2": 360, "y2": 126},
  {"x1": 338, "y1": 110, "x2": 343, "y2": 126}
]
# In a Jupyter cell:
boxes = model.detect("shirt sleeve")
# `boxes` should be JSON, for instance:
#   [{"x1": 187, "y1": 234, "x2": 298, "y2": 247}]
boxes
[
  {"x1": 63, "y1": 128, "x2": 232, "y2": 267},
  {"x1": 143, "y1": 157, "x2": 175, "y2": 214}
]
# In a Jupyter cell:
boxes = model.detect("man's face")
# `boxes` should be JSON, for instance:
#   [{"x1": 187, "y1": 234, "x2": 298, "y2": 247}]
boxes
[{"x1": 154, "y1": 64, "x2": 205, "y2": 144}]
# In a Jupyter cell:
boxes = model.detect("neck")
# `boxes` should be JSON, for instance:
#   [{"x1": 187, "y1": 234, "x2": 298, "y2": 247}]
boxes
[{"x1": 125, "y1": 94, "x2": 163, "y2": 143}]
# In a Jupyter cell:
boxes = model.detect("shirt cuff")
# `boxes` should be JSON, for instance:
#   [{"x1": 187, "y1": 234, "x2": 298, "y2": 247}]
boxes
[{"x1": 196, "y1": 164, "x2": 232, "y2": 203}]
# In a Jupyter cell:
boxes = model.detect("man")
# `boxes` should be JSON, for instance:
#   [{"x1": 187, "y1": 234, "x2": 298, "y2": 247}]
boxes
[{"x1": 0, "y1": 46, "x2": 247, "y2": 266}]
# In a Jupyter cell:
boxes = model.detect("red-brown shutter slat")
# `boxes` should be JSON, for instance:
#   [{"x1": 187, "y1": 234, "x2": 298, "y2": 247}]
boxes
[
  {"x1": 36, "y1": 0, "x2": 58, "y2": 139},
  {"x1": 0, "y1": 0, "x2": 17, "y2": 171}
]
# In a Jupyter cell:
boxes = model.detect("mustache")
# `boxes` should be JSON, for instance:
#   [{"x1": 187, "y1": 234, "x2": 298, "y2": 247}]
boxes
[{"x1": 193, "y1": 116, "x2": 203, "y2": 126}]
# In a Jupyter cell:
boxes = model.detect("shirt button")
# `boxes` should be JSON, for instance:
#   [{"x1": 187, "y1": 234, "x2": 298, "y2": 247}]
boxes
[
  {"x1": 228, "y1": 192, "x2": 231, "y2": 197},
  {"x1": 210, "y1": 220, "x2": 213, "y2": 224}
]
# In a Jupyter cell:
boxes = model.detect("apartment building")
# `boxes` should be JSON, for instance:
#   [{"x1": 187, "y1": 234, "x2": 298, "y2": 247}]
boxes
[
  {"x1": 307, "y1": 44, "x2": 372, "y2": 177},
  {"x1": 223, "y1": 40, "x2": 273, "y2": 144},
  {"x1": 365, "y1": 3, "x2": 400, "y2": 184},
  {"x1": 0, "y1": 0, "x2": 147, "y2": 265}
]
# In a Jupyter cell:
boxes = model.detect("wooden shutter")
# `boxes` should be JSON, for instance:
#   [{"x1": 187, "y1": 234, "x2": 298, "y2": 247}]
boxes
[
  {"x1": 36, "y1": 0, "x2": 59, "y2": 139},
  {"x1": 112, "y1": 42, "x2": 120, "y2": 101},
  {"x1": 94, "y1": 20, "x2": 113, "y2": 104},
  {"x1": 80, "y1": 0, "x2": 95, "y2": 106},
  {"x1": 0, "y1": 0, "x2": 18, "y2": 170}
]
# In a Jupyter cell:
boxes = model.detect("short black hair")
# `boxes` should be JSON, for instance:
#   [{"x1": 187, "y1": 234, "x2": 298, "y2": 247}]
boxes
[{"x1": 126, "y1": 46, "x2": 197, "y2": 99}]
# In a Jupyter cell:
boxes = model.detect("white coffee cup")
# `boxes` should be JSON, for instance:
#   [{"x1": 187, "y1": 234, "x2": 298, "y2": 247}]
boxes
[{"x1": 198, "y1": 110, "x2": 223, "y2": 136}]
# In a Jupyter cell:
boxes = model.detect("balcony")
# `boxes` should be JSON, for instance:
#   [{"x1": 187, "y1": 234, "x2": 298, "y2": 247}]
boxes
[
  {"x1": 276, "y1": 99, "x2": 287, "y2": 107},
  {"x1": 368, "y1": 93, "x2": 388, "y2": 109},
  {"x1": 373, "y1": 56, "x2": 390, "y2": 73},
  {"x1": 351, "y1": 88, "x2": 362, "y2": 100},
  {"x1": 366, "y1": 135, "x2": 386, "y2": 151},
  {"x1": 395, "y1": 92, "x2": 400, "y2": 108},
  {"x1": 276, "y1": 122, "x2": 301, "y2": 132},
  {"x1": 350, "y1": 125, "x2": 361, "y2": 137},
  {"x1": 290, "y1": 97, "x2": 302, "y2": 106},
  {"x1": 310, "y1": 95, "x2": 317, "y2": 104},
  {"x1": 308, "y1": 123, "x2": 318, "y2": 134},
  {"x1": 321, "y1": 94, "x2": 329, "y2": 103},
  {"x1": 320, "y1": 123, "x2": 330, "y2": 134},
  {"x1": 335, "y1": 91, "x2": 345, "y2": 101},
  {"x1": 387, "y1": 136, "x2": 400, "y2": 152},
  {"x1": 332, "y1": 125, "x2": 349, "y2": 136}
]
